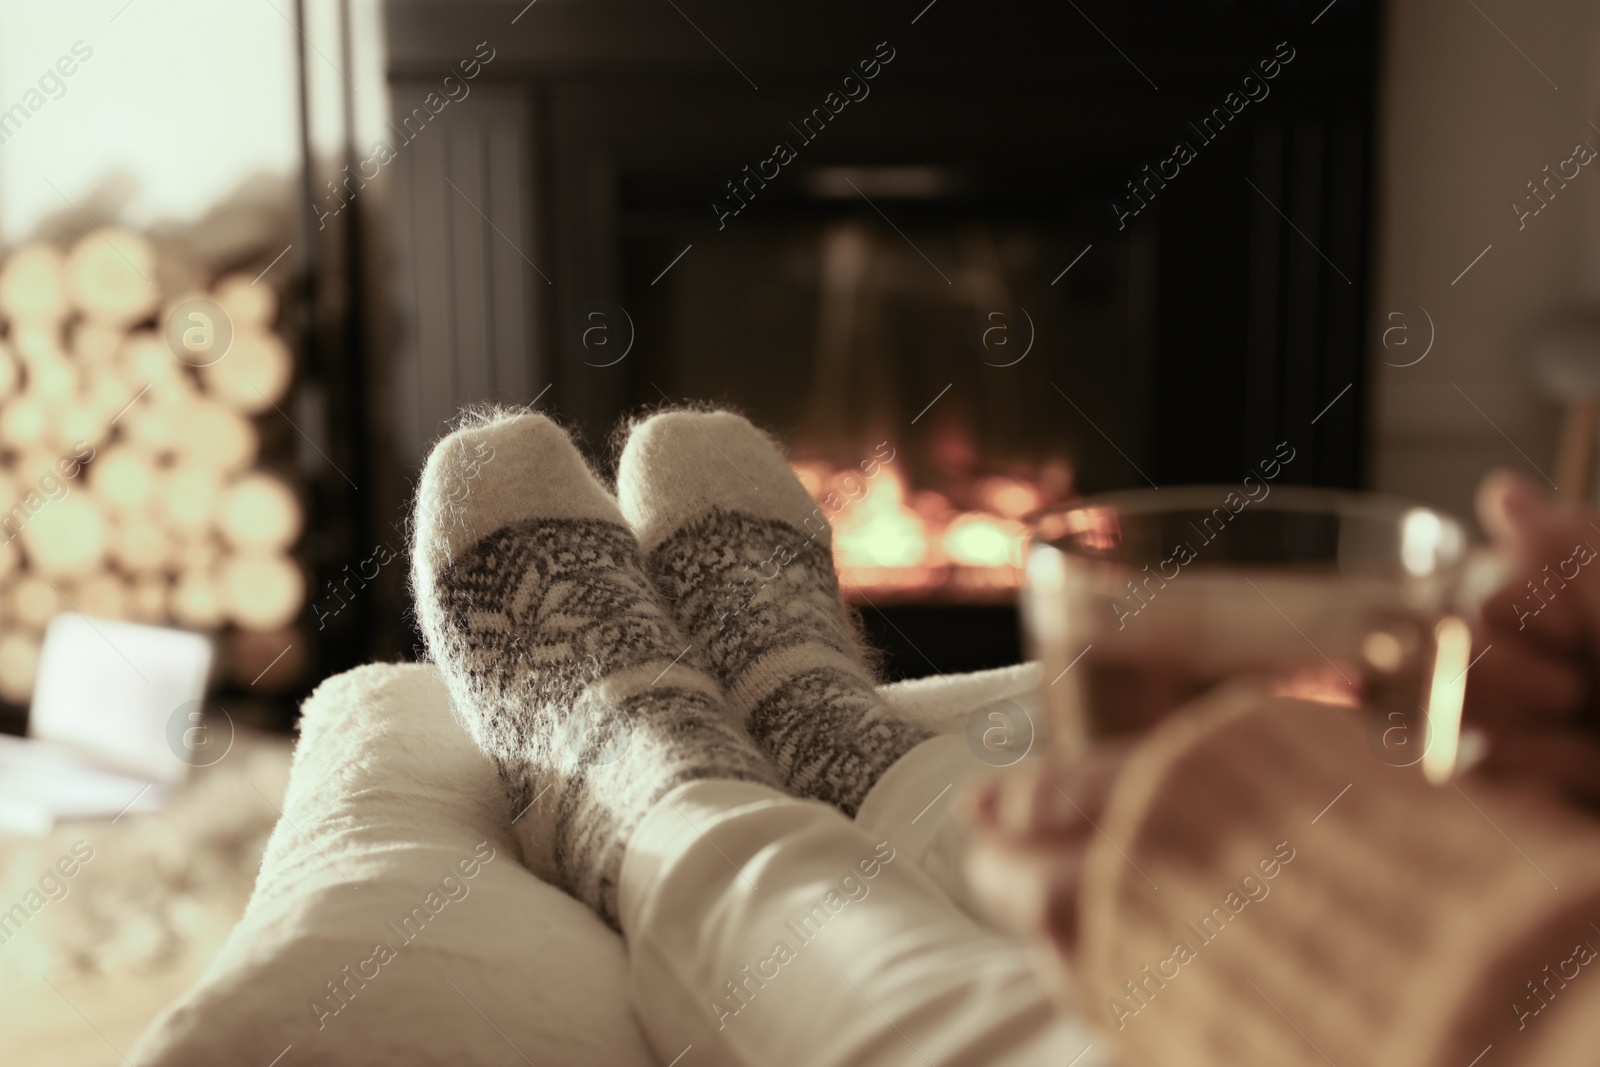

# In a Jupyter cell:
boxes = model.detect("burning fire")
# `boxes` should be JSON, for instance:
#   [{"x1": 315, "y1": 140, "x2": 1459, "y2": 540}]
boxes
[{"x1": 791, "y1": 459, "x2": 1068, "y2": 602}]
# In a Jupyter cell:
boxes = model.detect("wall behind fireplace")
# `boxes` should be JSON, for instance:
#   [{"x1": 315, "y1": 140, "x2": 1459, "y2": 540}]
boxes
[{"x1": 1371, "y1": 0, "x2": 1600, "y2": 521}]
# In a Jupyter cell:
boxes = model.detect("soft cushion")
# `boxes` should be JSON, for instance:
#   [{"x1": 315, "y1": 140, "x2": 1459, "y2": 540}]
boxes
[
  {"x1": 131, "y1": 661, "x2": 1040, "y2": 1066},
  {"x1": 130, "y1": 663, "x2": 655, "y2": 1066}
]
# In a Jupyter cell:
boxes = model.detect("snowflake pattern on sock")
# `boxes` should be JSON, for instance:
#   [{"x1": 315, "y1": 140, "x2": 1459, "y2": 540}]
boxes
[{"x1": 646, "y1": 508, "x2": 856, "y2": 678}]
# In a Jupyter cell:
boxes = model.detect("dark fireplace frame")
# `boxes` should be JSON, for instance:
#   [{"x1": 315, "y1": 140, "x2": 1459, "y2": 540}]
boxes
[
  {"x1": 383, "y1": 0, "x2": 1378, "y2": 479},
  {"x1": 376, "y1": 0, "x2": 1381, "y2": 675}
]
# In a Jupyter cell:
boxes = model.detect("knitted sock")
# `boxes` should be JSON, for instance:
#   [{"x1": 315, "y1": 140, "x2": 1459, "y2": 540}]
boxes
[
  {"x1": 410, "y1": 411, "x2": 779, "y2": 926},
  {"x1": 616, "y1": 409, "x2": 932, "y2": 815}
]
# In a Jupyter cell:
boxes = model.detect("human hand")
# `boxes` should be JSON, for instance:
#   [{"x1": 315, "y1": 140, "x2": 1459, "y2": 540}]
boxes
[
  {"x1": 963, "y1": 742, "x2": 1133, "y2": 1004},
  {"x1": 1464, "y1": 470, "x2": 1600, "y2": 804}
]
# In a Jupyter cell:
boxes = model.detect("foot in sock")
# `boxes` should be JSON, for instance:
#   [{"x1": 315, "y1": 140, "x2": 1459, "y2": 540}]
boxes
[
  {"x1": 616, "y1": 409, "x2": 932, "y2": 815},
  {"x1": 410, "y1": 411, "x2": 779, "y2": 926}
]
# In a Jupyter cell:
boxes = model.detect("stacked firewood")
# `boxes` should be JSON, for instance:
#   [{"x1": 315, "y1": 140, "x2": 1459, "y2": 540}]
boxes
[{"x1": 0, "y1": 230, "x2": 300, "y2": 702}]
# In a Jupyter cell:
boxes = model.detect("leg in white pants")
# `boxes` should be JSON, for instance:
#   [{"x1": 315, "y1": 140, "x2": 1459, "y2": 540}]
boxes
[{"x1": 620, "y1": 736, "x2": 1107, "y2": 1067}]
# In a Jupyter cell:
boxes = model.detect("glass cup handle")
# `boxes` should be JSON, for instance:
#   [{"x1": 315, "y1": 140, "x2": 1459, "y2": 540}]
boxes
[{"x1": 1420, "y1": 615, "x2": 1472, "y2": 786}]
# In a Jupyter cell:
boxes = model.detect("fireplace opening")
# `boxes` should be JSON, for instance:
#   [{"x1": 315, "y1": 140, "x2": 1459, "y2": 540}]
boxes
[{"x1": 622, "y1": 182, "x2": 1141, "y2": 674}]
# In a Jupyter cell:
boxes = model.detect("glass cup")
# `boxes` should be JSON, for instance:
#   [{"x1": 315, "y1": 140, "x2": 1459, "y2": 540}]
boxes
[{"x1": 1022, "y1": 486, "x2": 1473, "y2": 782}]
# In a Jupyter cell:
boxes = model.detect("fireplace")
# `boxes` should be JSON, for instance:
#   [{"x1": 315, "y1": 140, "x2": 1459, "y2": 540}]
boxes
[{"x1": 381, "y1": 0, "x2": 1379, "y2": 676}]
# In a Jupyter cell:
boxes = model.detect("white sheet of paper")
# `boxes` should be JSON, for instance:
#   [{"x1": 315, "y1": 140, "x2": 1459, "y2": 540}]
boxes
[{"x1": 29, "y1": 614, "x2": 214, "y2": 787}]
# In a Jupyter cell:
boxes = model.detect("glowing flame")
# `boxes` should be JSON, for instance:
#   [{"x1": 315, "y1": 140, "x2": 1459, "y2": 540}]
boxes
[
  {"x1": 944, "y1": 513, "x2": 1024, "y2": 568},
  {"x1": 796, "y1": 457, "x2": 1066, "y2": 602}
]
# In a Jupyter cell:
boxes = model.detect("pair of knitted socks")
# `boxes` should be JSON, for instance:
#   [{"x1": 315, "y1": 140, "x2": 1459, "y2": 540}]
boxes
[{"x1": 411, "y1": 409, "x2": 929, "y2": 924}]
